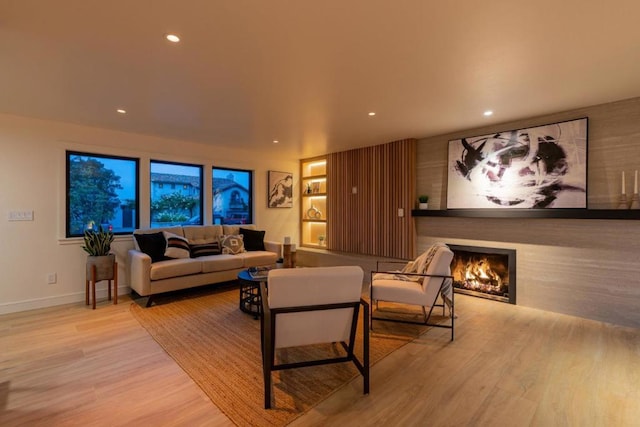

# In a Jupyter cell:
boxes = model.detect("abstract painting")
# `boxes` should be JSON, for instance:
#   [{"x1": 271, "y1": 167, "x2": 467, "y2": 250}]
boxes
[
  {"x1": 447, "y1": 118, "x2": 588, "y2": 209},
  {"x1": 268, "y1": 170, "x2": 293, "y2": 208}
]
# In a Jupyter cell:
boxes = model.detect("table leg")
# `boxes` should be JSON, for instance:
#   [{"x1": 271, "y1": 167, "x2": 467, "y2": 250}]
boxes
[{"x1": 113, "y1": 262, "x2": 118, "y2": 305}]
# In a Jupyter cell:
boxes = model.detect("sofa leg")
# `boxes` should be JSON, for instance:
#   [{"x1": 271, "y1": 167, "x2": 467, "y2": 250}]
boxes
[{"x1": 145, "y1": 295, "x2": 154, "y2": 308}]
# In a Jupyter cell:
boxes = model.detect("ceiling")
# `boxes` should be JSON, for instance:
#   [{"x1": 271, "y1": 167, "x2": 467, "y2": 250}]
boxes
[{"x1": 1, "y1": 0, "x2": 640, "y2": 159}]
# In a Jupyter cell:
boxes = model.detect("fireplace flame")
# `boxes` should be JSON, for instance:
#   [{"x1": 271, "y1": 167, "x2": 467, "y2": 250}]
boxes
[{"x1": 461, "y1": 258, "x2": 504, "y2": 294}]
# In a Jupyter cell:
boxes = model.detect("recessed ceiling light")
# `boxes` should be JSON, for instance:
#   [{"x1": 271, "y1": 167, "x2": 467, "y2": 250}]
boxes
[
  {"x1": 165, "y1": 34, "x2": 180, "y2": 43},
  {"x1": 483, "y1": 110, "x2": 493, "y2": 117},
  {"x1": 368, "y1": 112, "x2": 376, "y2": 116},
  {"x1": 273, "y1": 140, "x2": 279, "y2": 144},
  {"x1": 116, "y1": 109, "x2": 126, "y2": 114}
]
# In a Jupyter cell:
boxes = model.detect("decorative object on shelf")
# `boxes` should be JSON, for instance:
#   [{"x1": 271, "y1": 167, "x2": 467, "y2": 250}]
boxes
[
  {"x1": 318, "y1": 235, "x2": 325, "y2": 246},
  {"x1": 618, "y1": 170, "x2": 630, "y2": 209},
  {"x1": 447, "y1": 117, "x2": 588, "y2": 211},
  {"x1": 630, "y1": 170, "x2": 640, "y2": 209},
  {"x1": 306, "y1": 205, "x2": 322, "y2": 219},
  {"x1": 82, "y1": 224, "x2": 117, "y2": 309},
  {"x1": 417, "y1": 195, "x2": 429, "y2": 210},
  {"x1": 305, "y1": 182, "x2": 312, "y2": 194},
  {"x1": 312, "y1": 181, "x2": 321, "y2": 193},
  {"x1": 268, "y1": 170, "x2": 293, "y2": 208}
]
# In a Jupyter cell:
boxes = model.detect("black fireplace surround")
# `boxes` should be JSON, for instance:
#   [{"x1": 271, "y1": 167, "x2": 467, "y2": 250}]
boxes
[{"x1": 447, "y1": 244, "x2": 516, "y2": 304}]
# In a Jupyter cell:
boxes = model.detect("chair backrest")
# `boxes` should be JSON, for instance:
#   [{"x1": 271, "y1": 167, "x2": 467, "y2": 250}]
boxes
[
  {"x1": 268, "y1": 266, "x2": 364, "y2": 349},
  {"x1": 422, "y1": 246, "x2": 454, "y2": 303}
]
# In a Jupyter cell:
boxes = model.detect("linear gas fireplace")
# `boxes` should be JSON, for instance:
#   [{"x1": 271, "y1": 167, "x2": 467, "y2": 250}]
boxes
[{"x1": 447, "y1": 244, "x2": 516, "y2": 304}]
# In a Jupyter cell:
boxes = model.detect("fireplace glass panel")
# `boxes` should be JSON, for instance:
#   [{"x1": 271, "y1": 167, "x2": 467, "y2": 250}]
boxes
[{"x1": 448, "y1": 245, "x2": 516, "y2": 304}]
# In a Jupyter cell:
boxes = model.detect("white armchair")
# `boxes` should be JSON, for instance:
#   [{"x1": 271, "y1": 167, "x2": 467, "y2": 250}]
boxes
[
  {"x1": 370, "y1": 243, "x2": 455, "y2": 340},
  {"x1": 260, "y1": 266, "x2": 369, "y2": 409}
]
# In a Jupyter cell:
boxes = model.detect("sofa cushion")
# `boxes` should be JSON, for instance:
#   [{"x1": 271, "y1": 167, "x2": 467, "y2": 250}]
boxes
[
  {"x1": 239, "y1": 228, "x2": 265, "y2": 251},
  {"x1": 222, "y1": 224, "x2": 256, "y2": 236},
  {"x1": 163, "y1": 232, "x2": 190, "y2": 259},
  {"x1": 183, "y1": 225, "x2": 223, "y2": 245},
  {"x1": 149, "y1": 258, "x2": 203, "y2": 281},
  {"x1": 200, "y1": 254, "x2": 245, "y2": 273},
  {"x1": 238, "y1": 251, "x2": 278, "y2": 268},
  {"x1": 190, "y1": 242, "x2": 222, "y2": 257},
  {"x1": 220, "y1": 234, "x2": 246, "y2": 254},
  {"x1": 134, "y1": 232, "x2": 168, "y2": 263}
]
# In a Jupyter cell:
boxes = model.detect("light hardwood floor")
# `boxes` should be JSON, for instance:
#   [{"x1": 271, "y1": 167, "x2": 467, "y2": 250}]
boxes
[{"x1": 1, "y1": 292, "x2": 639, "y2": 426}]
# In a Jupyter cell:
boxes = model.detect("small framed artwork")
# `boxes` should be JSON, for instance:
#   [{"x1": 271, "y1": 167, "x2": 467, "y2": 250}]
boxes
[
  {"x1": 447, "y1": 117, "x2": 588, "y2": 210},
  {"x1": 268, "y1": 170, "x2": 293, "y2": 208}
]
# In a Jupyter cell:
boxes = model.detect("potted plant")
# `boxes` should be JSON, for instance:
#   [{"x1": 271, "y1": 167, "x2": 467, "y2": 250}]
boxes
[
  {"x1": 83, "y1": 224, "x2": 115, "y2": 282},
  {"x1": 417, "y1": 195, "x2": 429, "y2": 210}
]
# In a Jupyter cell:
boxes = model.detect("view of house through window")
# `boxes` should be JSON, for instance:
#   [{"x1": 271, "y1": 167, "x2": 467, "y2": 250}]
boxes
[
  {"x1": 66, "y1": 151, "x2": 139, "y2": 237},
  {"x1": 150, "y1": 161, "x2": 203, "y2": 227},
  {"x1": 212, "y1": 167, "x2": 252, "y2": 225}
]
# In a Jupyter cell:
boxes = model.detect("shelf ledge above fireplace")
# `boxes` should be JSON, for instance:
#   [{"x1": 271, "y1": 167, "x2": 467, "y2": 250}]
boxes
[{"x1": 412, "y1": 209, "x2": 640, "y2": 220}]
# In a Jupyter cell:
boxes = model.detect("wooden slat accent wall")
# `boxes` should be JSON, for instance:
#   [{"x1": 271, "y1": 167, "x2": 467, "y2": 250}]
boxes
[{"x1": 327, "y1": 139, "x2": 416, "y2": 259}]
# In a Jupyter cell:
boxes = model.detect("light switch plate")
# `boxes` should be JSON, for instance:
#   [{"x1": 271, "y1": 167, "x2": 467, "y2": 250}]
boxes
[{"x1": 8, "y1": 210, "x2": 34, "y2": 221}]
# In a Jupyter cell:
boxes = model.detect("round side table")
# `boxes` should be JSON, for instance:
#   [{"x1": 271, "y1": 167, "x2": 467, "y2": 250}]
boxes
[{"x1": 237, "y1": 269, "x2": 267, "y2": 319}]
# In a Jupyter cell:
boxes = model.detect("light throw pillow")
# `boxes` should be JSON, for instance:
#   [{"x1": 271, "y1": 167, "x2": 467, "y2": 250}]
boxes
[
  {"x1": 163, "y1": 232, "x2": 190, "y2": 259},
  {"x1": 219, "y1": 234, "x2": 246, "y2": 255},
  {"x1": 134, "y1": 232, "x2": 167, "y2": 263},
  {"x1": 239, "y1": 228, "x2": 265, "y2": 251},
  {"x1": 190, "y1": 241, "x2": 222, "y2": 258}
]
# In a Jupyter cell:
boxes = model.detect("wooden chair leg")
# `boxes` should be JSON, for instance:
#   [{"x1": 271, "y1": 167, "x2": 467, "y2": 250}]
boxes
[
  {"x1": 108, "y1": 279, "x2": 112, "y2": 301},
  {"x1": 85, "y1": 280, "x2": 90, "y2": 305}
]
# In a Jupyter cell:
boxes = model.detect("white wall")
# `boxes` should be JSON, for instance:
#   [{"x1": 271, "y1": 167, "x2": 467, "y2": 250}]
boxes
[{"x1": 0, "y1": 114, "x2": 300, "y2": 313}]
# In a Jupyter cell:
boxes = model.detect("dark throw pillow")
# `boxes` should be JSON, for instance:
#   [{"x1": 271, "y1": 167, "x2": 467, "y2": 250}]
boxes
[
  {"x1": 134, "y1": 232, "x2": 167, "y2": 263},
  {"x1": 190, "y1": 241, "x2": 222, "y2": 258},
  {"x1": 239, "y1": 228, "x2": 266, "y2": 251}
]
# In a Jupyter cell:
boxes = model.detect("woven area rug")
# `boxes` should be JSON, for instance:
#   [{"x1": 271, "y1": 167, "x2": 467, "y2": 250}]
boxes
[{"x1": 130, "y1": 283, "x2": 429, "y2": 427}]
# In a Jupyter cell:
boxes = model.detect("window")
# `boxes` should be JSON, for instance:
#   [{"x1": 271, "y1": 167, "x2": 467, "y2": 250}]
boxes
[
  {"x1": 66, "y1": 151, "x2": 139, "y2": 237},
  {"x1": 150, "y1": 161, "x2": 203, "y2": 227},
  {"x1": 212, "y1": 167, "x2": 253, "y2": 225}
]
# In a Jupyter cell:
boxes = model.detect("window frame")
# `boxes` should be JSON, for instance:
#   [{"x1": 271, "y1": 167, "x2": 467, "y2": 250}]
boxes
[
  {"x1": 150, "y1": 159, "x2": 204, "y2": 227},
  {"x1": 66, "y1": 150, "x2": 140, "y2": 238}
]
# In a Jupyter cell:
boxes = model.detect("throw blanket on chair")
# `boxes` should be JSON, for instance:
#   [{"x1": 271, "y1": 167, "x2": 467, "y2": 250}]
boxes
[{"x1": 373, "y1": 242, "x2": 454, "y2": 316}]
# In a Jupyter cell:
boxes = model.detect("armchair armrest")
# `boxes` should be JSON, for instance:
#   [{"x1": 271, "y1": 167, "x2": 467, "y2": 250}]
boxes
[
  {"x1": 375, "y1": 260, "x2": 409, "y2": 271},
  {"x1": 128, "y1": 249, "x2": 152, "y2": 296}
]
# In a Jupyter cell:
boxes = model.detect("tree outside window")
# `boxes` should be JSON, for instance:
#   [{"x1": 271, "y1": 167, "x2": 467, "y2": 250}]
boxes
[{"x1": 66, "y1": 152, "x2": 139, "y2": 237}]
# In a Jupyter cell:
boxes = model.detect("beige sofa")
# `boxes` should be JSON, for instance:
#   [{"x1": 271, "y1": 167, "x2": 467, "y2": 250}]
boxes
[{"x1": 128, "y1": 224, "x2": 281, "y2": 306}]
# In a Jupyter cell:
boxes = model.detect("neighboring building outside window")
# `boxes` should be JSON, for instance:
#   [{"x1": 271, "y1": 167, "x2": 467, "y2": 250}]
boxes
[
  {"x1": 150, "y1": 161, "x2": 203, "y2": 227},
  {"x1": 66, "y1": 151, "x2": 139, "y2": 237},
  {"x1": 212, "y1": 167, "x2": 253, "y2": 225}
]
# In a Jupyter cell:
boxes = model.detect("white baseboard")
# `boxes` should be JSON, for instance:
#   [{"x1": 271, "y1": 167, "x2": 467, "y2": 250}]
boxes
[{"x1": 0, "y1": 285, "x2": 131, "y2": 315}]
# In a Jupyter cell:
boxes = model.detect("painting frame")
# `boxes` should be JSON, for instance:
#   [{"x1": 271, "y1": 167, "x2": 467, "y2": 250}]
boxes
[
  {"x1": 446, "y1": 117, "x2": 588, "y2": 210},
  {"x1": 267, "y1": 170, "x2": 293, "y2": 208}
]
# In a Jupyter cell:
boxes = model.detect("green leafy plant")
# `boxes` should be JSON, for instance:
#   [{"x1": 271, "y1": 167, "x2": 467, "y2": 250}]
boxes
[
  {"x1": 82, "y1": 225, "x2": 114, "y2": 256},
  {"x1": 418, "y1": 195, "x2": 429, "y2": 203}
]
